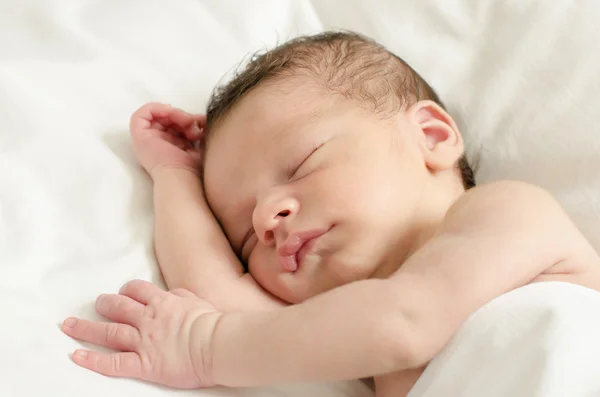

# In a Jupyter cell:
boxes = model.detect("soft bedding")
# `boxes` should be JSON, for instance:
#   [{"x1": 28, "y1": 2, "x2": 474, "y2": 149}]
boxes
[{"x1": 1, "y1": 1, "x2": 599, "y2": 396}]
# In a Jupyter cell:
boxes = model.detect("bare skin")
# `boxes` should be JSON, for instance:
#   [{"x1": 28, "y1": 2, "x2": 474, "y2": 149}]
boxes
[
  {"x1": 372, "y1": 193, "x2": 600, "y2": 397},
  {"x1": 61, "y1": 87, "x2": 600, "y2": 396}
]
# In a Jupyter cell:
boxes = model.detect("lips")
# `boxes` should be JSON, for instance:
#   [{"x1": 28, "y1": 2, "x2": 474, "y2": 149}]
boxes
[{"x1": 277, "y1": 229, "x2": 327, "y2": 272}]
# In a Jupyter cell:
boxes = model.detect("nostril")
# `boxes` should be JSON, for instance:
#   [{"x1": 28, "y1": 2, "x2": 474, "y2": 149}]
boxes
[
  {"x1": 278, "y1": 210, "x2": 290, "y2": 217},
  {"x1": 264, "y1": 230, "x2": 274, "y2": 242}
]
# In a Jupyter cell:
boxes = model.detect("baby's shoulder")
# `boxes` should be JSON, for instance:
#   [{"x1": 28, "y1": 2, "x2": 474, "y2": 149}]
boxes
[
  {"x1": 445, "y1": 180, "x2": 591, "y2": 262},
  {"x1": 446, "y1": 180, "x2": 564, "y2": 227}
]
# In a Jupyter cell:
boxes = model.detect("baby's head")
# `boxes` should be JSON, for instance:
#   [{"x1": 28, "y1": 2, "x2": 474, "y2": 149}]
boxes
[{"x1": 202, "y1": 32, "x2": 475, "y2": 303}]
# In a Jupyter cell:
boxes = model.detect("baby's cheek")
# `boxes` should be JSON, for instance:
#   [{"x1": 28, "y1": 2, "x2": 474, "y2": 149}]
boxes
[{"x1": 248, "y1": 249, "x2": 280, "y2": 293}]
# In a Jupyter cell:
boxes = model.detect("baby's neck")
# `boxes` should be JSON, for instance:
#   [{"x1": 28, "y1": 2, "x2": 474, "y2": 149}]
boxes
[{"x1": 374, "y1": 182, "x2": 466, "y2": 279}]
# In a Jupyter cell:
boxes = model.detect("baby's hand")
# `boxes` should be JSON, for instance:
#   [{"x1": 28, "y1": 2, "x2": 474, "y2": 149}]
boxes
[
  {"x1": 62, "y1": 280, "x2": 221, "y2": 389},
  {"x1": 129, "y1": 102, "x2": 206, "y2": 178}
]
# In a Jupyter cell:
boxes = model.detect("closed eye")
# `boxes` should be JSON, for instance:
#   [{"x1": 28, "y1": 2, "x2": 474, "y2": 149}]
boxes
[{"x1": 288, "y1": 142, "x2": 325, "y2": 179}]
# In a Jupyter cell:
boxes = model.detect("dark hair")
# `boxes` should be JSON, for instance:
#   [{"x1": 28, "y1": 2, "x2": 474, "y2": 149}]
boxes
[{"x1": 206, "y1": 31, "x2": 475, "y2": 189}]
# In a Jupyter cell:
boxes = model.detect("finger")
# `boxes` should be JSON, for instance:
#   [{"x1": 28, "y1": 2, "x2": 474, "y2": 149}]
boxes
[
  {"x1": 194, "y1": 114, "x2": 207, "y2": 129},
  {"x1": 150, "y1": 120, "x2": 166, "y2": 132},
  {"x1": 169, "y1": 288, "x2": 197, "y2": 298},
  {"x1": 95, "y1": 294, "x2": 145, "y2": 327},
  {"x1": 162, "y1": 108, "x2": 197, "y2": 130},
  {"x1": 155, "y1": 119, "x2": 202, "y2": 144},
  {"x1": 130, "y1": 102, "x2": 170, "y2": 132},
  {"x1": 194, "y1": 115, "x2": 207, "y2": 142},
  {"x1": 62, "y1": 318, "x2": 140, "y2": 351},
  {"x1": 71, "y1": 350, "x2": 143, "y2": 380},
  {"x1": 156, "y1": 109, "x2": 202, "y2": 142},
  {"x1": 166, "y1": 127, "x2": 184, "y2": 137},
  {"x1": 119, "y1": 279, "x2": 167, "y2": 305},
  {"x1": 186, "y1": 148, "x2": 203, "y2": 163},
  {"x1": 159, "y1": 131, "x2": 193, "y2": 150},
  {"x1": 130, "y1": 103, "x2": 203, "y2": 141}
]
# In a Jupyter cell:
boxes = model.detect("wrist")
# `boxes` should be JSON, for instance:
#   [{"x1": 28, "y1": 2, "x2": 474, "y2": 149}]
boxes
[
  {"x1": 191, "y1": 311, "x2": 225, "y2": 387},
  {"x1": 151, "y1": 164, "x2": 210, "y2": 215},
  {"x1": 208, "y1": 311, "x2": 252, "y2": 387},
  {"x1": 150, "y1": 165, "x2": 201, "y2": 181}
]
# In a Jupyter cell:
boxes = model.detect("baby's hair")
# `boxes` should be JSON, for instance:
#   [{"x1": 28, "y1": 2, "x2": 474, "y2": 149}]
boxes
[{"x1": 205, "y1": 31, "x2": 475, "y2": 189}]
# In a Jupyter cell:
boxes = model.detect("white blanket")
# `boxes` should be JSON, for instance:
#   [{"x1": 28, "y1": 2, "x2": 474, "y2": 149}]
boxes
[
  {"x1": 411, "y1": 282, "x2": 600, "y2": 397},
  {"x1": 1, "y1": 1, "x2": 599, "y2": 396}
]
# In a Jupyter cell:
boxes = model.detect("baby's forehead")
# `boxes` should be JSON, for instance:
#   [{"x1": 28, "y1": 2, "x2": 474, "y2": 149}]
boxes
[
  {"x1": 208, "y1": 80, "x2": 397, "y2": 164},
  {"x1": 209, "y1": 81, "x2": 326, "y2": 142}
]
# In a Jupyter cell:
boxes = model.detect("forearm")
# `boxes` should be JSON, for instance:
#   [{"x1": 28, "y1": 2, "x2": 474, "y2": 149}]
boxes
[
  {"x1": 210, "y1": 278, "x2": 419, "y2": 387},
  {"x1": 152, "y1": 168, "x2": 283, "y2": 311}
]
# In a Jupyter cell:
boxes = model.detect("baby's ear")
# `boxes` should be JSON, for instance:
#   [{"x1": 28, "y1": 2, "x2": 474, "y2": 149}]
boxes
[{"x1": 407, "y1": 100, "x2": 464, "y2": 171}]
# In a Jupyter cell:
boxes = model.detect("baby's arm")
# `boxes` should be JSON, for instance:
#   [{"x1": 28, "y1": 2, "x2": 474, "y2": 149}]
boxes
[
  {"x1": 129, "y1": 102, "x2": 284, "y2": 312},
  {"x1": 207, "y1": 181, "x2": 580, "y2": 386},
  {"x1": 63, "y1": 181, "x2": 585, "y2": 388},
  {"x1": 152, "y1": 168, "x2": 284, "y2": 311}
]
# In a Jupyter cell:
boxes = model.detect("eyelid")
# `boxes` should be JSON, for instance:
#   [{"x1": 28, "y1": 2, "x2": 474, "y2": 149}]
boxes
[{"x1": 290, "y1": 142, "x2": 325, "y2": 178}]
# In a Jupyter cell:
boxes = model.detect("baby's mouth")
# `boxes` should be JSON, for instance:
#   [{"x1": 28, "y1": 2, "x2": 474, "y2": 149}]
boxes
[
  {"x1": 278, "y1": 228, "x2": 329, "y2": 272},
  {"x1": 281, "y1": 254, "x2": 299, "y2": 272}
]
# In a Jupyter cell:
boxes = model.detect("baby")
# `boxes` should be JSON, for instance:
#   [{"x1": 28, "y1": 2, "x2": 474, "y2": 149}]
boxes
[{"x1": 62, "y1": 32, "x2": 600, "y2": 396}]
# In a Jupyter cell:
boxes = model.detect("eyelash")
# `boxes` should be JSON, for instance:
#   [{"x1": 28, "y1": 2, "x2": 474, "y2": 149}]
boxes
[{"x1": 289, "y1": 142, "x2": 324, "y2": 179}]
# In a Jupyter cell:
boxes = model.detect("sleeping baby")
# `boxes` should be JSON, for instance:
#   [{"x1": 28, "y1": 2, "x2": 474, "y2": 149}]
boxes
[{"x1": 61, "y1": 31, "x2": 600, "y2": 396}]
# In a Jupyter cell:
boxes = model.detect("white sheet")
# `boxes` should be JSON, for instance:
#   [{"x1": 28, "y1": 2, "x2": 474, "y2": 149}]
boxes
[
  {"x1": 1, "y1": 1, "x2": 599, "y2": 396},
  {"x1": 411, "y1": 282, "x2": 600, "y2": 397}
]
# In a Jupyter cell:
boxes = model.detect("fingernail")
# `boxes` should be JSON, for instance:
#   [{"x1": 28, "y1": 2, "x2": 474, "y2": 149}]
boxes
[
  {"x1": 193, "y1": 123, "x2": 202, "y2": 136},
  {"x1": 74, "y1": 350, "x2": 88, "y2": 359},
  {"x1": 62, "y1": 318, "x2": 78, "y2": 328},
  {"x1": 95, "y1": 294, "x2": 107, "y2": 310},
  {"x1": 94, "y1": 295, "x2": 104, "y2": 311}
]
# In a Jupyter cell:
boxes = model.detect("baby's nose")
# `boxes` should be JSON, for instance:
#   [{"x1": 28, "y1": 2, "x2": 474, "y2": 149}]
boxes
[
  {"x1": 252, "y1": 194, "x2": 299, "y2": 247},
  {"x1": 261, "y1": 209, "x2": 290, "y2": 245}
]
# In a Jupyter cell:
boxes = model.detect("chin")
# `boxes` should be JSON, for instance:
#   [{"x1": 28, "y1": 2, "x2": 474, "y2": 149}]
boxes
[
  {"x1": 274, "y1": 282, "x2": 312, "y2": 304},
  {"x1": 270, "y1": 275, "x2": 324, "y2": 304}
]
